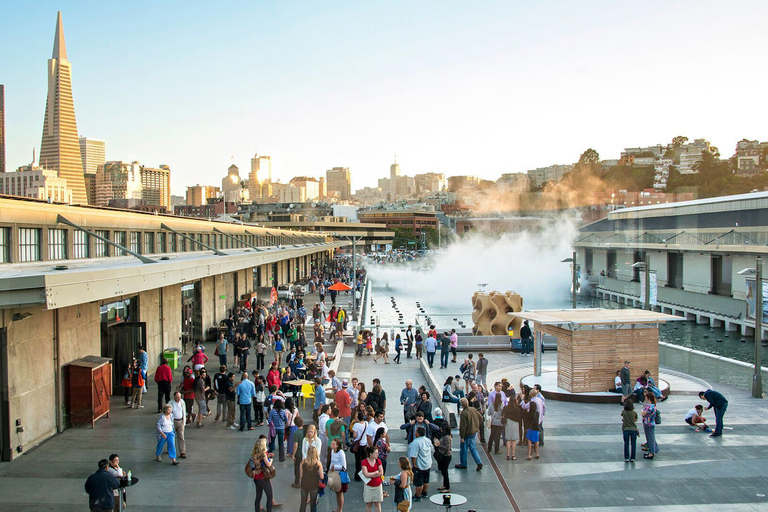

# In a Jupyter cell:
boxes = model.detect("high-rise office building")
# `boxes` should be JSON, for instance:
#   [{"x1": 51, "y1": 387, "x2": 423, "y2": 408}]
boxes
[
  {"x1": 222, "y1": 164, "x2": 243, "y2": 203},
  {"x1": 79, "y1": 137, "x2": 106, "y2": 174},
  {"x1": 39, "y1": 12, "x2": 88, "y2": 204},
  {"x1": 95, "y1": 161, "x2": 143, "y2": 206},
  {"x1": 389, "y1": 161, "x2": 400, "y2": 197},
  {"x1": 140, "y1": 164, "x2": 171, "y2": 209},
  {"x1": 186, "y1": 185, "x2": 220, "y2": 206},
  {"x1": 249, "y1": 152, "x2": 271, "y2": 202},
  {"x1": 0, "y1": 85, "x2": 5, "y2": 173},
  {"x1": 326, "y1": 167, "x2": 351, "y2": 200}
]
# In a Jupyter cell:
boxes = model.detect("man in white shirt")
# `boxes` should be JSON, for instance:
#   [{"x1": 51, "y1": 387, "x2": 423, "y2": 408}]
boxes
[
  {"x1": 317, "y1": 404, "x2": 331, "y2": 466},
  {"x1": 365, "y1": 410, "x2": 389, "y2": 446},
  {"x1": 487, "y1": 381, "x2": 509, "y2": 408},
  {"x1": 349, "y1": 378, "x2": 360, "y2": 408},
  {"x1": 171, "y1": 392, "x2": 187, "y2": 458},
  {"x1": 424, "y1": 335, "x2": 438, "y2": 368}
]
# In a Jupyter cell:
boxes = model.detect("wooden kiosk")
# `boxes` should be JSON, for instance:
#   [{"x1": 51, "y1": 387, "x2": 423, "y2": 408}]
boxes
[{"x1": 511, "y1": 309, "x2": 682, "y2": 394}]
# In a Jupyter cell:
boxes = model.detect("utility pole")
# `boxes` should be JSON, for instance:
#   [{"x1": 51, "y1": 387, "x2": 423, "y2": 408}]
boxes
[
  {"x1": 754, "y1": 256, "x2": 763, "y2": 398},
  {"x1": 571, "y1": 251, "x2": 577, "y2": 309}
]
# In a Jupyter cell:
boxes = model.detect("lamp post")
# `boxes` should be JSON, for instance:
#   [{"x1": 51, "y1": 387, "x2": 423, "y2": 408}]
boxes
[
  {"x1": 339, "y1": 235, "x2": 363, "y2": 323},
  {"x1": 632, "y1": 255, "x2": 651, "y2": 311},
  {"x1": 738, "y1": 256, "x2": 764, "y2": 398},
  {"x1": 561, "y1": 252, "x2": 578, "y2": 309}
]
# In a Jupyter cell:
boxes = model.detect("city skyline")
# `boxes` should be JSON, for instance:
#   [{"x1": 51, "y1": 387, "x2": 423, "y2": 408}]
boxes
[{"x1": 2, "y1": 2, "x2": 768, "y2": 195}]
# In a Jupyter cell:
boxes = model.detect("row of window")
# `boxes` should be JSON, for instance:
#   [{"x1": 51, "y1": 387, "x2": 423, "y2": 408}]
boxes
[{"x1": 0, "y1": 226, "x2": 327, "y2": 264}]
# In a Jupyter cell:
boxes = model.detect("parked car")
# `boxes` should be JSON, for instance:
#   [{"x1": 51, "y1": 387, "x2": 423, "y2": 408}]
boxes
[{"x1": 277, "y1": 284, "x2": 292, "y2": 300}]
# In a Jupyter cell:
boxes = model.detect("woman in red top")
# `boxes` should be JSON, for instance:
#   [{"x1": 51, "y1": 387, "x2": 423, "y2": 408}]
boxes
[
  {"x1": 188, "y1": 348, "x2": 208, "y2": 375},
  {"x1": 251, "y1": 437, "x2": 276, "y2": 512},
  {"x1": 267, "y1": 362, "x2": 282, "y2": 389},
  {"x1": 180, "y1": 366, "x2": 196, "y2": 424},
  {"x1": 361, "y1": 445, "x2": 384, "y2": 512}
]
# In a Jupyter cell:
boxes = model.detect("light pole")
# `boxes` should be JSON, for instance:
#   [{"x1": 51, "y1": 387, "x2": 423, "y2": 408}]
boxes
[
  {"x1": 632, "y1": 255, "x2": 651, "y2": 310},
  {"x1": 339, "y1": 235, "x2": 363, "y2": 322},
  {"x1": 561, "y1": 252, "x2": 578, "y2": 309},
  {"x1": 738, "y1": 256, "x2": 764, "y2": 398}
]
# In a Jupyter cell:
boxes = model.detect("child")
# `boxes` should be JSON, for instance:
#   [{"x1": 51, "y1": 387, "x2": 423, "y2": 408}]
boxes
[
  {"x1": 365, "y1": 333, "x2": 373, "y2": 355},
  {"x1": 684, "y1": 404, "x2": 711, "y2": 432}
]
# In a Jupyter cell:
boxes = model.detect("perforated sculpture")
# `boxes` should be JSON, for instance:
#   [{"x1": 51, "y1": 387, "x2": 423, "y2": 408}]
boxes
[{"x1": 471, "y1": 290, "x2": 524, "y2": 336}]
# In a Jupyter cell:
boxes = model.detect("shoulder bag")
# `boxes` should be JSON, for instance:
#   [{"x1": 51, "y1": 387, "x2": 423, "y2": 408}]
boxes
[
  {"x1": 261, "y1": 461, "x2": 276, "y2": 479},
  {"x1": 245, "y1": 457, "x2": 256, "y2": 478},
  {"x1": 654, "y1": 409, "x2": 662, "y2": 424}
]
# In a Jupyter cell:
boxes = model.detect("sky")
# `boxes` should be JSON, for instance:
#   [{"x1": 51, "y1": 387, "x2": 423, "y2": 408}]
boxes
[{"x1": 2, "y1": 1, "x2": 768, "y2": 195}]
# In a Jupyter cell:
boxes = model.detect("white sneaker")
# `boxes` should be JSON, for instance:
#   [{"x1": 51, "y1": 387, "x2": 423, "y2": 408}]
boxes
[
  {"x1": 233, "y1": 423, "x2": 239, "y2": 427},
  {"x1": 227, "y1": 426, "x2": 236, "y2": 430}
]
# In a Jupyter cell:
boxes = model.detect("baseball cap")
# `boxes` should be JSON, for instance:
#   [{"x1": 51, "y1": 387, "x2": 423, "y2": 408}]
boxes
[{"x1": 342, "y1": 379, "x2": 349, "y2": 387}]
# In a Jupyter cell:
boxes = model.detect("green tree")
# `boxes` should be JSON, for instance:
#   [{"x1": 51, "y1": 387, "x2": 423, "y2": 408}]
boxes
[
  {"x1": 578, "y1": 148, "x2": 600, "y2": 166},
  {"x1": 672, "y1": 135, "x2": 689, "y2": 147}
]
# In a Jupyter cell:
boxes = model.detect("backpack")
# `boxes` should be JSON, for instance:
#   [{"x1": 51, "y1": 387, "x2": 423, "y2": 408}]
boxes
[{"x1": 329, "y1": 419, "x2": 344, "y2": 439}]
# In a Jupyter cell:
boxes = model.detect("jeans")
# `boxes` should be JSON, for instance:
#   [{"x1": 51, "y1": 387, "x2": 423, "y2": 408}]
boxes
[
  {"x1": 254, "y1": 478, "x2": 273, "y2": 512},
  {"x1": 270, "y1": 428, "x2": 285, "y2": 461},
  {"x1": 257, "y1": 353, "x2": 266, "y2": 371},
  {"x1": 440, "y1": 351, "x2": 449, "y2": 368},
  {"x1": 157, "y1": 381, "x2": 171, "y2": 411},
  {"x1": 714, "y1": 403, "x2": 727, "y2": 435},
  {"x1": 394, "y1": 348, "x2": 401, "y2": 363},
  {"x1": 156, "y1": 430, "x2": 176, "y2": 459},
  {"x1": 254, "y1": 401, "x2": 264, "y2": 424},
  {"x1": 460, "y1": 433, "x2": 482, "y2": 466},
  {"x1": 218, "y1": 354, "x2": 227, "y2": 367},
  {"x1": 623, "y1": 430, "x2": 637, "y2": 460},
  {"x1": 240, "y1": 403, "x2": 253, "y2": 430},
  {"x1": 427, "y1": 351, "x2": 436, "y2": 367},
  {"x1": 299, "y1": 488, "x2": 318, "y2": 512},
  {"x1": 240, "y1": 354, "x2": 249, "y2": 373},
  {"x1": 216, "y1": 394, "x2": 228, "y2": 419},
  {"x1": 522, "y1": 337, "x2": 532, "y2": 355}
]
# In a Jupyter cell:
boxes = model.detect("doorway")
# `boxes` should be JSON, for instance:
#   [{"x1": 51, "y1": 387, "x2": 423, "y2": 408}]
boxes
[
  {"x1": 102, "y1": 323, "x2": 146, "y2": 395},
  {"x1": 181, "y1": 282, "x2": 202, "y2": 352},
  {"x1": 0, "y1": 327, "x2": 10, "y2": 461}
]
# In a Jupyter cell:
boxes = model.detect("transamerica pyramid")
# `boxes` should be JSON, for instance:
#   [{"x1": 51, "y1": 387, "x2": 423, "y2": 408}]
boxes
[{"x1": 39, "y1": 11, "x2": 88, "y2": 204}]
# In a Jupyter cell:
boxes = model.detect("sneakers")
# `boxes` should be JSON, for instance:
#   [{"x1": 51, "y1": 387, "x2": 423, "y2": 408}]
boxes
[
  {"x1": 476, "y1": 464, "x2": 483, "y2": 471},
  {"x1": 454, "y1": 464, "x2": 467, "y2": 469},
  {"x1": 413, "y1": 497, "x2": 422, "y2": 503},
  {"x1": 705, "y1": 428, "x2": 713, "y2": 433}
]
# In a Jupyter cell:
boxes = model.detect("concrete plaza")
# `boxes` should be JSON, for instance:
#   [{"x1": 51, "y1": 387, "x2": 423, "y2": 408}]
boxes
[{"x1": 1, "y1": 339, "x2": 768, "y2": 511}]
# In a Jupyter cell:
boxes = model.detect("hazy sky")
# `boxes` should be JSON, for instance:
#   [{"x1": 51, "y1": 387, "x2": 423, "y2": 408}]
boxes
[{"x1": 2, "y1": 1, "x2": 767, "y2": 194}]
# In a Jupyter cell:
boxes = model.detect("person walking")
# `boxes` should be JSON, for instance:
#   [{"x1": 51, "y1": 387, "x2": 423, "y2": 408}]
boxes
[
  {"x1": 155, "y1": 404, "x2": 179, "y2": 465},
  {"x1": 250, "y1": 438, "x2": 276, "y2": 512},
  {"x1": 519, "y1": 320, "x2": 532, "y2": 356},
  {"x1": 268, "y1": 400, "x2": 287, "y2": 462},
  {"x1": 213, "y1": 365, "x2": 229, "y2": 422},
  {"x1": 313, "y1": 377, "x2": 326, "y2": 425},
  {"x1": 394, "y1": 334, "x2": 403, "y2": 364},
  {"x1": 439, "y1": 333, "x2": 450, "y2": 369},
  {"x1": 224, "y1": 373, "x2": 238, "y2": 430},
  {"x1": 699, "y1": 389, "x2": 728, "y2": 437},
  {"x1": 641, "y1": 392, "x2": 659, "y2": 459},
  {"x1": 194, "y1": 368, "x2": 211, "y2": 428},
  {"x1": 170, "y1": 391, "x2": 187, "y2": 458},
  {"x1": 236, "y1": 372, "x2": 257, "y2": 431},
  {"x1": 292, "y1": 416, "x2": 306, "y2": 489},
  {"x1": 455, "y1": 397, "x2": 483, "y2": 471},
  {"x1": 424, "y1": 332, "x2": 437, "y2": 368},
  {"x1": 299, "y1": 446, "x2": 323, "y2": 512},
  {"x1": 622, "y1": 399, "x2": 638, "y2": 462},
  {"x1": 84, "y1": 459, "x2": 119, "y2": 512},
  {"x1": 154, "y1": 358, "x2": 173, "y2": 413},
  {"x1": 475, "y1": 353, "x2": 489, "y2": 389},
  {"x1": 373, "y1": 333, "x2": 389, "y2": 364},
  {"x1": 434, "y1": 422, "x2": 452, "y2": 492},
  {"x1": 362, "y1": 446, "x2": 384, "y2": 512}
]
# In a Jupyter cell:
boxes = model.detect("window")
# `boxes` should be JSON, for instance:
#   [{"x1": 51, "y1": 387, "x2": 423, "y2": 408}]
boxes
[
  {"x1": 157, "y1": 232, "x2": 166, "y2": 253},
  {"x1": 169, "y1": 233, "x2": 177, "y2": 252},
  {"x1": 48, "y1": 228, "x2": 67, "y2": 260},
  {"x1": 95, "y1": 230, "x2": 109, "y2": 257},
  {"x1": 0, "y1": 227, "x2": 9, "y2": 262},
  {"x1": 18, "y1": 228, "x2": 41, "y2": 262},
  {"x1": 114, "y1": 231, "x2": 127, "y2": 256},
  {"x1": 668, "y1": 253, "x2": 683, "y2": 289},
  {"x1": 130, "y1": 232, "x2": 140, "y2": 254},
  {"x1": 144, "y1": 232, "x2": 155, "y2": 254},
  {"x1": 72, "y1": 230, "x2": 90, "y2": 259}
]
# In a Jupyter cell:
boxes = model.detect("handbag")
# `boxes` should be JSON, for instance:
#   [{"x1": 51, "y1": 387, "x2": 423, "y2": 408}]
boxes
[
  {"x1": 339, "y1": 470, "x2": 350, "y2": 484},
  {"x1": 245, "y1": 458, "x2": 255, "y2": 478},
  {"x1": 261, "y1": 461, "x2": 276, "y2": 479},
  {"x1": 654, "y1": 409, "x2": 662, "y2": 424},
  {"x1": 269, "y1": 420, "x2": 276, "y2": 439},
  {"x1": 214, "y1": 345, "x2": 220, "y2": 356}
]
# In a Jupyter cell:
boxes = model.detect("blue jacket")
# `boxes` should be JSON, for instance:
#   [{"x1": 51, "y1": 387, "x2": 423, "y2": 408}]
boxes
[{"x1": 84, "y1": 469, "x2": 119, "y2": 511}]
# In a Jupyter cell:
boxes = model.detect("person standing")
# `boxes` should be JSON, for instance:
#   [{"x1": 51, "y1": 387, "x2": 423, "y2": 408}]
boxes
[
  {"x1": 251, "y1": 438, "x2": 275, "y2": 512},
  {"x1": 193, "y1": 369, "x2": 211, "y2": 428},
  {"x1": 414, "y1": 330, "x2": 423, "y2": 359},
  {"x1": 620, "y1": 361, "x2": 632, "y2": 404},
  {"x1": 154, "y1": 358, "x2": 173, "y2": 413},
  {"x1": 313, "y1": 377, "x2": 326, "y2": 425},
  {"x1": 502, "y1": 396, "x2": 522, "y2": 460},
  {"x1": 239, "y1": 335, "x2": 251, "y2": 373},
  {"x1": 362, "y1": 446, "x2": 384, "y2": 512},
  {"x1": 130, "y1": 361, "x2": 144, "y2": 409},
  {"x1": 351, "y1": 411, "x2": 368, "y2": 481},
  {"x1": 215, "y1": 332, "x2": 228, "y2": 367},
  {"x1": 699, "y1": 389, "x2": 728, "y2": 437},
  {"x1": 622, "y1": 400, "x2": 638, "y2": 462},
  {"x1": 520, "y1": 320, "x2": 532, "y2": 357},
  {"x1": 328, "y1": 438, "x2": 348, "y2": 512},
  {"x1": 641, "y1": 392, "x2": 659, "y2": 459},
  {"x1": 434, "y1": 423, "x2": 452, "y2": 492},
  {"x1": 408, "y1": 426, "x2": 434, "y2": 503},
  {"x1": 170, "y1": 391, "x2": 187, "y2": 458},
  {"x1": 394, "y1": 334, "x2": 402, "y2": 364},
  {"x1": 449, "y1": 329, "x2": 458, "y2": 363},
  {"x1": 525, "y1": 400, "x2": 541, "y2": 460},
  {"x1": 225, "y1": 373, "x2": 238, "y2": 430},
  {"x1": 488, "y1": 392, "x2": 505, "y2": 454},
  {"x1": 84, "y1": 459, "x2": 119, "y2": 512},
  {"x1": 439, "y1": 333, "x2": 450, "y2": 369},
  {"x1": 236, "y1": 372, "x2": 256, "y2": 431},
  {"x1": 106, "y1": 454, "x2": 125, "y2": 512},
  {"x1": 268, "y1": 400, "x2": 287, "y2": 462},
  {"x1": 400, "y1": 380, "x2": 418, "y2": 423},
  {"x1": 256, "y1": 336, "x2": 267, "y2": 371},
  {"x1": 405, "y1": 325, "x2": 414, "y2": 359},
  {"x1": 424, "y1": 333, "x2": 437, "y2": 368},
  {"x1": 213, "y1": 365, "x2": 229, "y2": 422},
  {"x1": 476, "y1": 353, "x2": 489, "y2": 389},
  {"x1": 137, "y1": 346, "x2": 148, "y2": 393},
  {"x1": 292, "y1": 416, "x2": 306, "y2": 489},
  {"x1": 455, "y1": 397, "x2": 483, "y2": 471},
  {"x1": 336, "y1": 380, "x2": 352, "y2": 426},
  {"x1": 155, "y1": 404, "x2": 179, "y2": 465},
  {"x1": 299, "y1": 446, "x2": 324, "y2": 512}
]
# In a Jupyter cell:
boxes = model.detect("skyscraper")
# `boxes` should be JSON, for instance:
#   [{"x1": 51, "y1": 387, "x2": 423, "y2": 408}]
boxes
[
  {"x1": 0, "y1": 85, "x2": 5, "y2": 173},
  {"x1": 39, "y1": 12, "x2": 87, "y2": 204},
  {"x1": 249, "y1": 152, "x2": 272, "y2": 202},
  {"x1": 326, "y1": 167, "x2": 351, "y2": 200},
  {"x1": 140, "y1": 164, "x2": 171, "y2": 209},
  {"x1": 79, "y1": 137, "x2": 106, "y2": 174}
]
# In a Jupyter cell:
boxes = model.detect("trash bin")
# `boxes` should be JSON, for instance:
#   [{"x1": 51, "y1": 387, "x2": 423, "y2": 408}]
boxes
[{"x1": 163, "y1": 348, "x2": 180, "y2": 369}]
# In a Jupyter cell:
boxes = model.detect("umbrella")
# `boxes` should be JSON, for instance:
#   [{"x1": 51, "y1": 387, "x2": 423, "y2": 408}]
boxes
[{"x1": 328, "y1": 282, "x2": 352, "y2": 292}]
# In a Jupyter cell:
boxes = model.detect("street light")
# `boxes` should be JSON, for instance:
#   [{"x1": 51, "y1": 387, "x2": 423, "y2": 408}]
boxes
[
  {"x1": 631, "y1": 255, "x2": 651, "y2": 311},
  {"x1": 561, "y1": 252, "x2": 578, "y2": 309},
  {"x1": 738, "y1": 256, "x2": 763, "y2": 398}
]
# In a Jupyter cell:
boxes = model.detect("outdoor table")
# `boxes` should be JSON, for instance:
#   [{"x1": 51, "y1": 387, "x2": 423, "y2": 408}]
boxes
[
  {"x1": 118, "y1": 476, "x2": 139, "y2": 512},
  {"x1": 284, "y1": 379, "x2": 313, "y2": 387},
  {"x1": 429, "y1": 492, "x2": 467, "y2": 512}
]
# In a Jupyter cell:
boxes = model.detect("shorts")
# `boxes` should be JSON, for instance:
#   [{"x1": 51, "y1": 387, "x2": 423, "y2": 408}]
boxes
[
  {"x1": 413, "y1": 468, "x2": 430, "y2": 487},
  {"x1": 194, "y1": 364, "x2": 205, "y2": 372},
  {"x1": 685, "y1": 417, "x2": 693, "y2": 425},
  {"x1": 196, "y1": 399, "x2": 208, "y2": 416},
  {"x1": 364, "y1": 484, "x2": 383, "y2": 503},
  {"x1": 621, "y1": 384, "x2": 630, "y2": 396}
]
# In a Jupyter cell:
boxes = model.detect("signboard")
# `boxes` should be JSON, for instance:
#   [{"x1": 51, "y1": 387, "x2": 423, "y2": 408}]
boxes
[
  {"x1": 385, "y1": 244, "x2": 392, "y2": 252},
  {"x1": 745, "y1": 278, "x2": 768, "y2": 325},
  {"x1": 269, "y1": 287, "x2": 277, "y2": 305},
  {"x1": 639, "y1": 271, "x2": 658, "y2": 306}
]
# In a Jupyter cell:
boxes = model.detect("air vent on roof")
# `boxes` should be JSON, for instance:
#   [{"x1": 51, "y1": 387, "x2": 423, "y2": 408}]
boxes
[{"x1": 53, "y1": 265, "x2": 68, "y2": 271}]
